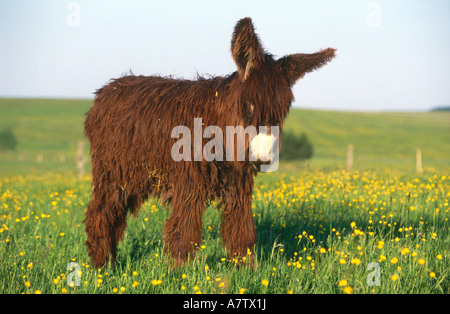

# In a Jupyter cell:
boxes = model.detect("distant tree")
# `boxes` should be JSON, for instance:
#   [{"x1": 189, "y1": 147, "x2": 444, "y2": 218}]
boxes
[
  {"x1": 431, "y1": 106, "x2": 450, "y2": 112},
  {"x1": 0, "y1": 128, "x2": 18, "y2": 152},
  {"x1": 280, "y1": 132, "x2": 314, "y2": 161}
]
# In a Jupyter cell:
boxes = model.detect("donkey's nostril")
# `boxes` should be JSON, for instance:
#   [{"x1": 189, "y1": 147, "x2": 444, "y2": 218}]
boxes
[{"x1": 249, "y1": 133, "x2": 276, "y2": 162}]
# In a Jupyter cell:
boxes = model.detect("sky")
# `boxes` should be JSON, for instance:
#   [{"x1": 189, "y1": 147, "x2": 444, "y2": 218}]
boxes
[{"x1": 1, "y1": 0, "x2": 449, "y2": 111}]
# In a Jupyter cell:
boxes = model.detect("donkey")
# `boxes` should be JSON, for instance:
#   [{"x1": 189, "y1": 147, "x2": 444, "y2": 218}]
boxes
[{"x1": 84, "y1": 17, "x2": 335, "y2": 268}]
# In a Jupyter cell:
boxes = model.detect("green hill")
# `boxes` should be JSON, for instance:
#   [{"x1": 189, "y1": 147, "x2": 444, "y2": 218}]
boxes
[
  {"x1": 0, "y1": 98, "x2": 449, "y2": 176},
  {"x1": 0, "y1": 98, "x2": 91, "y2": 175},
  {"x1": 282, "y1": 108, "x2": 450, "y2": 171}
]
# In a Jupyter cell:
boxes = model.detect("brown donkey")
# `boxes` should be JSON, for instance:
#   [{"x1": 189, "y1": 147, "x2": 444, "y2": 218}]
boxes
[{"x1": 84, "y1": 17, "x2": 335, "y2": 268}]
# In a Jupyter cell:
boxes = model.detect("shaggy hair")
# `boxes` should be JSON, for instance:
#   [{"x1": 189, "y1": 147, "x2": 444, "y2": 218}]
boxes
[{"x1": 84, "y1": 17, "x2": 335, "y2": 268}]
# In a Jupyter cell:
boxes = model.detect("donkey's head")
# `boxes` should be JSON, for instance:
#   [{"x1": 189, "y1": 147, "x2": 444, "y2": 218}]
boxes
[
  {"x1": 228, "y1": 17, "x2": 335, "y2": 170},
  {"x1": 231, "y1": 17, "x2": 335, "y2": 124}
]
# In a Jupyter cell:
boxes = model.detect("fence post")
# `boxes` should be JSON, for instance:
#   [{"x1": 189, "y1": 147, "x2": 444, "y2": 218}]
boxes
[
  {"x1": 416, "y1": 148, "x2": 423, "y2": 174},
  {"x1": 346, "y1": 144, "x2": 354, "y2": 171},
  {"x1": 77, "y1": 140, "x2": 85, "y2": 180}
]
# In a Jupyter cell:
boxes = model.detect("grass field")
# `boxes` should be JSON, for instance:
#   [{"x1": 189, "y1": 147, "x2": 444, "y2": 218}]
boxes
[{"x1": 0, "y1": 98, "x2": 449, "y2": 294}]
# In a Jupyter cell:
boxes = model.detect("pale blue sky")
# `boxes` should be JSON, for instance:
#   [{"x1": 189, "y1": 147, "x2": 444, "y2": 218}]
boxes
[{"x1": 1, "y1": 0, "x2": 449, "y2": 111}]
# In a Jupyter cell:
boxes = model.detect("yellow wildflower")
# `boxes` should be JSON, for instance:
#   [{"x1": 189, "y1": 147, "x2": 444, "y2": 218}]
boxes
[
  {"x1": 151, "y1": 279, "x2": 162, "y2": 286},
  {"x1": 338, "y1": 280, "x2": 347, "y2": 287}
]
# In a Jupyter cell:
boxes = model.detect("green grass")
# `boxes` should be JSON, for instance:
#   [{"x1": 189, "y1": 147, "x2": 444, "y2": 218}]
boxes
[
  {"x1": 0, "y1": 171, "x2": 448, "y2": 294},
  {"x1": 0, "y1": 98, "x2": 449, "y2": 294},
  {"x1": 283, "y1": 109, "x2": 450, "y2": 171},
  {"x1": 0, "y1": 98, "x2": 91, "y2": 175}
]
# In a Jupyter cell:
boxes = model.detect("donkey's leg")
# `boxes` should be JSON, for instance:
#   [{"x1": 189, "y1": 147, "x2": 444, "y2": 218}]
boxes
[
  {"x1": 163, "y1": 188, "x2": 206, "y2": 265},
  {"x1": 84, "y1": 172, "x2": 128, "y2": 268},
  {"x1": 220, "y1": 177, "x2": 256, "y2": 267}
]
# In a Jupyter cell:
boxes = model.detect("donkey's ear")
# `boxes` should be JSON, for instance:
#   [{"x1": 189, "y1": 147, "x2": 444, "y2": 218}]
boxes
[
  {"x1": 277, "y1": 48, "x2": 336, "y2": 85},
  {"x1": 231, "y1": 18, "x2": 265, "y2": 81}
]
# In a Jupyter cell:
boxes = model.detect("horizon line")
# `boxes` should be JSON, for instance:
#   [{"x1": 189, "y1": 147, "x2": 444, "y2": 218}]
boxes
[{"x1": 0, "y1": 96, "x2": 444, "y2": 113}]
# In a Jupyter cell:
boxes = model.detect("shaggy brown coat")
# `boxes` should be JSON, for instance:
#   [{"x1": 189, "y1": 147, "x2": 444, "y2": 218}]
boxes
[{"x1": 84, "y1": 17, "x2": 335, "y2": 268}]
